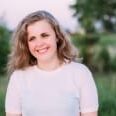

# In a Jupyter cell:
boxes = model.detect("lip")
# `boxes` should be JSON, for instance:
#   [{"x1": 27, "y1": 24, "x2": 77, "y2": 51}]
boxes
[{"x1": 36, "y1": 47, "x2": 49, "y2": 54}]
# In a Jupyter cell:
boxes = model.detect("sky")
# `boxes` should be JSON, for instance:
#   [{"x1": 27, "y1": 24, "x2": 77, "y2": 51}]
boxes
[{"x1": 0, "y1": 0, "x2": 79, "y2": 31}]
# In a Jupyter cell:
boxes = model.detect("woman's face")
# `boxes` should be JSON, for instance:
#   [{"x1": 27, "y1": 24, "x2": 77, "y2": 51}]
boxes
[{"x1": 27, "y1": 20, "x2": 58, "y2": 63}]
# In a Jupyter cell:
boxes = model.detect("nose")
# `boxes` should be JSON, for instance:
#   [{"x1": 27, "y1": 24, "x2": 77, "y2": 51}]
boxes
[{"x1": 35, "y1": 37, "x2": 45, "y2": 47}]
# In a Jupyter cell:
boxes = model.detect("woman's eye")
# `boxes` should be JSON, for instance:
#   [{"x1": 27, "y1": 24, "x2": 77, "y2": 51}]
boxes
[
  {"x1": 41, "y1": 33, "x2": 49, "y2": 38},
  {"x1": 28, "y1": 36, "x2": 35, "y2": 41}
]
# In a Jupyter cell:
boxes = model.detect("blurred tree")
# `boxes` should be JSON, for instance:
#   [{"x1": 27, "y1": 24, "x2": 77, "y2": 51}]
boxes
[
  {"x1": 0, "y1": 23, "x2": 11, "y2": 74},
  {"x1": 70, "y1": 0, "x2": 116, "y2": 32},
  {"x1": 69, "y1": 0, "x2": 116, "y2": 71}
]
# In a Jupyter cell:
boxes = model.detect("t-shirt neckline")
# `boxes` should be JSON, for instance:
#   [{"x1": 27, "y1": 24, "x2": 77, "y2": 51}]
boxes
[{"x1": 34, "y1": 62, "x2": 69, "y2": 74}]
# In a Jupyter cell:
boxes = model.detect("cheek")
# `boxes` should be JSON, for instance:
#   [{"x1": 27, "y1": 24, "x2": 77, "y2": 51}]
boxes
[
  {"x1": 28, "y1": 43, "x2": 35, "y2": 52},
  {"x1": 49, "y1": 37, "x2": 57, "y2": 47},
  {"x1": 49, "y1": 41, "x2": 57, "y2": 52}
]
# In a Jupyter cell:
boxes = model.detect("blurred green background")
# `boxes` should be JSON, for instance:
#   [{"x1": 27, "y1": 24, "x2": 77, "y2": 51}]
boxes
[{"x1": 0, "y1": 0, "x2": 116, "y2": 116}]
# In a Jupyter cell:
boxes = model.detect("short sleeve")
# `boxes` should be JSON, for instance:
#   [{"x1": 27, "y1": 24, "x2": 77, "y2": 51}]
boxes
[
  {"x1": 5, "y1": 71, "x2": 22, "y2": 114},
  {"x1": 74, "y1": 64, "x2": 99, "y2": 113}
]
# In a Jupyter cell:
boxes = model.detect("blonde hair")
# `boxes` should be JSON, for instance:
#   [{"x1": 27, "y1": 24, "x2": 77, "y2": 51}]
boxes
[{"x1": 7, "y1": 10, "x2": 78, "y2": 74}]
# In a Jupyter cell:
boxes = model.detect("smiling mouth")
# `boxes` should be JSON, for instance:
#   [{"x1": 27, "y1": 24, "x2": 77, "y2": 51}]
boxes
[{"x1": 36, "y1": 47, "x2": 49, "y2": 54}]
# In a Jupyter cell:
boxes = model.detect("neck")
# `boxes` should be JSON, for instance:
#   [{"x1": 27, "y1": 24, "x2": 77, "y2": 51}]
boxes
[{"x1": 37, "y1": 58, "x2": 63, "y2": 71}]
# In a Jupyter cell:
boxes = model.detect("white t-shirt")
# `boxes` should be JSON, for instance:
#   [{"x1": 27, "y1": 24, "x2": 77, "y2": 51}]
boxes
[{"x1": 5, "y1": 61, "x2": 99, "y2": 116}]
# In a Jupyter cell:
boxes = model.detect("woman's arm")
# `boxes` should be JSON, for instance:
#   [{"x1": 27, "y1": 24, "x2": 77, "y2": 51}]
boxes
[
  {"x1": 81, "y1": 111, "x2": 98, "y2": 116},
  {"x1": 77, "y1": 65, "x2": 99, "y2": 116},
  {"x1": 6, "y1": 113, "x2": 22, "y2": 116},
  {"x1": 5, "y1": 72, "x2": 22, "y2": 116}
]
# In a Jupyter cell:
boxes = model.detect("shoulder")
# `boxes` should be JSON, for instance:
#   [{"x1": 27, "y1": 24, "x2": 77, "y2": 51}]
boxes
[
  {"x1": 9, "y1": 65, "x2": 36, "y2": 81},
  {"x1": 68, "y1": 61, "x2": 94, "y2": 86},
  {"x1": 68, "y1": 61, "x2": 91, "y2": 74},
  {"x1": 11, "y1": 65, "x2": 36, "y2": 75}
]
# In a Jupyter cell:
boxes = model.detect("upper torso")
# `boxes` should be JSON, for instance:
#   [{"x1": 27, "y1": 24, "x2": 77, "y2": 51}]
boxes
[{"x1": 5, "y1": 61, "x2": 99, "y2": 116}]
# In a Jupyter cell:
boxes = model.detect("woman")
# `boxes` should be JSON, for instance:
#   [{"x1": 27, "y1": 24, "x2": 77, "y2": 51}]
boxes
[{"x1": 5, "y1": 10, "x2": 99, "y2": 116}]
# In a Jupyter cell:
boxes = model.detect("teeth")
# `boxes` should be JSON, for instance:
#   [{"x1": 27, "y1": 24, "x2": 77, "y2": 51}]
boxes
[{"x1": 37, "y1": 48, "x2": 48, "y2": 53}]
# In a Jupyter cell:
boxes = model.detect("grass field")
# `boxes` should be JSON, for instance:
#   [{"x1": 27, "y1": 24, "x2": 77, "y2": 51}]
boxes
[
  {"x1": 0, "y1": 73, "x2": 116, "y2": 116},
  {"x1": 94, "y1": 73, "x2": 116, "y2": 116},
  {"x1": 99, "y1": 33, "x2": 116, "y2": 45},
  {"x1": 0, "y1": 75, "x2": 8, "y2": 116}
]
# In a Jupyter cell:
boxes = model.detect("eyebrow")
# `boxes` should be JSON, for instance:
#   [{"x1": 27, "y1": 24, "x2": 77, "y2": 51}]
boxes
[
  {"x1": 41, "y1": 32, "x2": 49, "y2": 35},
  {"x1": 28, "y1": 32, "x2": 50, "y2": 38}
]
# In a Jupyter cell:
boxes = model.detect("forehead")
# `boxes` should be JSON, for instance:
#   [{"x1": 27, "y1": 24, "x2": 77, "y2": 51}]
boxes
[{"x1": 27, "y1": 20, "x2": 54, "y2": 34}]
